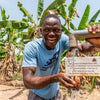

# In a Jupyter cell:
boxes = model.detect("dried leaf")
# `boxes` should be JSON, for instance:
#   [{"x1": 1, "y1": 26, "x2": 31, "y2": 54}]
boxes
[
  {"x1": 47, "y1": 9, "x2": 60, "y2": 17},
  {"x1": 74, "y1": 8, "x2": 80, "y2": 18}
]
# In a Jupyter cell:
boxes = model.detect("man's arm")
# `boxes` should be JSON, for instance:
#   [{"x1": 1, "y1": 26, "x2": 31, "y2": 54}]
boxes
[
  {"x1": 78, "y1": 43, "x2": 100, "y2": 56},
  {"x1": 78, "y1": 25, "x2": 100, "y2": 55},
  {"x1": 22, "y1": 67, "x2": 78, "y2": 89}
]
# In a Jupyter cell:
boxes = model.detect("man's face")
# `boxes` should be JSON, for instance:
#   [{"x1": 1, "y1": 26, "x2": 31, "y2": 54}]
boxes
[{"x1": 41, "y1": 17, "x2": 62, "y2": 50}]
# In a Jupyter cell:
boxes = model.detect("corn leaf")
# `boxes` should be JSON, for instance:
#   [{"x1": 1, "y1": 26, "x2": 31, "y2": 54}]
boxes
[{"x1": 78, "y1": 5, "x2": 90, "y2": 30}]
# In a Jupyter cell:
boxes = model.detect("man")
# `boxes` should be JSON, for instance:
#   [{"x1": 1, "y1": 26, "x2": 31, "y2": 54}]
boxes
[{"x1": 22, "y1": 14, "x2": 100, "y2": 100}]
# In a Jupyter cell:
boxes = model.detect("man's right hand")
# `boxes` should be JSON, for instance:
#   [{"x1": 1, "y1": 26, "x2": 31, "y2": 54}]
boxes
[{"x1": 58, "y1": 73, "x2": 80, "y2": 90}]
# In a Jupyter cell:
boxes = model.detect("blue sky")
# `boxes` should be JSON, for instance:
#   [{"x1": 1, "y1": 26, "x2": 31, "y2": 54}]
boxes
[
  {"x1": 0, "y1": 0, "x2": 99, "y2": 54},
  {"x1": 0, "y1": 0, "x2": 100, "y2": 28}
]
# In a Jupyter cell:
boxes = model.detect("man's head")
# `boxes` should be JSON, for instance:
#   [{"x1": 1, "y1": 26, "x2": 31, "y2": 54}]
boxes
[{"x1": 41, "y1": 14, "x2": 62, "y2": 50}]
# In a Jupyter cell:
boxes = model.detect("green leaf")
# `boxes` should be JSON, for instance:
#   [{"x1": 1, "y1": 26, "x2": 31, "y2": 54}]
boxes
[
  {"x1": 28, "y1": 27, "x2": 35, "y2": 39},
  {"x1": 70, "y1": 22, "x2": 77, "y2": 30},
  {"x1": 68, "y1": 0, "x2": 77, "y2": 18},
  {"x1": 17, "y1": 1, "x2": 35, "y2": 23},
  {"x1": 87, "y1": 22, "x2": 100, "y2": 27},
  {"x1": 61, "y1": 24, "x2": 69, "y2": 36},
  {"x1": 17, "y1": 1, "x2": 22, "y2": 7},
  {"x1": 14, "y1": 32, "x2": 29, "y2": 39},
  {"x1": 89, "y1": 10, "x2": 100, "y2": 23},
  {"x1": 68, "y1": 4, "x2": 74, "y2": 18},
  {"x1": 72, "y1": 0, "x2": 77, "y2": 7},
  {"x1": 0, "y1": 20, "x2": 29, "y2": 29},
  {"x1": 0, "y1": 56, "x2": 5, "y2": 60},
  {"x1": 13, "y1": 27, "x2": 34, "y2": 40},
  {"x1": 61, "y1": 50, "x2": 67, "y2": 60},
  {"x1": 0, "y1": 29, "x2": 7, "y2": 38},
  {"x1": 0, "y1": 47, "x2": 7, "y2": 60},
  {"x1": 37, "y1": 0, "x2": 44, "y2": 21},
  {"x1": 39, "y1": 0, "x2": 65, "y2": 26},
  {"x1": 57, "y1": 4, "x2": 67, "y2": 20},
  {"x1": 0, "y1": 42, "x2": 5, "y2": 46},
  {"x1": 89, "y1": 77, "x2": 97, "y2": 92},
  {"x1": 1, "y1": 8, "x2": 7, "y2": 21},
  {"x1": 15, "y1": 44, "x2": 25, "y2": 50},
  {"x1": 78, "y1": 5, "x2": 90, "y2": 30},
  {"x1": 0, "y1": 52, "x2": 7, "y2": 56}
]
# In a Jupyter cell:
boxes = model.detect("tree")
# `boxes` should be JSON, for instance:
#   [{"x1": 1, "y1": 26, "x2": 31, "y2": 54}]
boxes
[{"x1": 0, "y1": 8, "x2": 29, "y2": 81}]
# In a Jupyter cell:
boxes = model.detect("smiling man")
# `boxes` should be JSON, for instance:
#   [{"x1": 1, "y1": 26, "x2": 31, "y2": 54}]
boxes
[
  {"x1": 42, "y1": 16, "x2": 62, "y2": 50},
  {"x1": 22, "y1": 14, "x2": 100, "y2": 100}
]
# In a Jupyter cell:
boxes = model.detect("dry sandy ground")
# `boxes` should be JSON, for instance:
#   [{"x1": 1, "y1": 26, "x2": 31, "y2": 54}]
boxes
[
  {"x1": 0, "y1": 85, "x2": 100, "y2": 100},
  {"x1": 0, "y1": 85, "x2": 28, "y2": 100}
]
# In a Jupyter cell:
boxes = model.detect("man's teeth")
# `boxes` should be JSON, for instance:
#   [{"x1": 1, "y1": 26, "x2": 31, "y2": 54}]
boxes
[{"x1": 48, "y1": 37, "x2": 56, "y2": 40}]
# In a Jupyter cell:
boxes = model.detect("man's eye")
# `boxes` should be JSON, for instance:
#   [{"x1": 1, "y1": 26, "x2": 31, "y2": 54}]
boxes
[
  {"x1": 44, "y1": 29, "x2": 49, "y2": 32},
  {"x1": 56, "y1": 29, "x2": 59, "y2": 32},
  {"x1": 54, "y1": 29, "x2": 60, "y2": 32}
]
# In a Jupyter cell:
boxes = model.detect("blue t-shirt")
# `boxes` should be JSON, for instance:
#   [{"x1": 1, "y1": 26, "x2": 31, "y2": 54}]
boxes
[{"x1": 22, "y1": 33, "x2": 69, "y2": 99}]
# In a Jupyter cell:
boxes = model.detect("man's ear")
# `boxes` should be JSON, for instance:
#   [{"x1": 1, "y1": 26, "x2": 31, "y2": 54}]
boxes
[
  {"x1": 61, "y1": 28, "x2": 63, "y2": 32},
  {"x1": 40, "y1": 28, "x2": 42, "y2": 34}
]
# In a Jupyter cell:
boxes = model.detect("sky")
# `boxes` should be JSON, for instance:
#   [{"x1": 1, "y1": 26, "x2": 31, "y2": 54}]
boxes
[
  {"x1": 0, "y1": 0, "x2": 100, "y2": 28},
  {"x1": 0, "y1": 0, "x2": 100, "y2": 54}
]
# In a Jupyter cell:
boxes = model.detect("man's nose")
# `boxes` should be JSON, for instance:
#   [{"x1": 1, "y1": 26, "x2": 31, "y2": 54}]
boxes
[{"x1": 49, "y1": 31, "x2": 55, "y2": 35}]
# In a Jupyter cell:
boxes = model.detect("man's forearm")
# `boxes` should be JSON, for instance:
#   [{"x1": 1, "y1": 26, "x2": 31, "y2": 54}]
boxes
[
  {"x1": 80, "y1": 43, "x2": 100, "y2": 56},
  {"x1": 23, "y1": 74, "x2": 59, "y2": 89}
]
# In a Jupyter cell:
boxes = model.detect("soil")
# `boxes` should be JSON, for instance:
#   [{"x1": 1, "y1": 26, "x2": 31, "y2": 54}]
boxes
[{"x1": 0, "y1": 81, "x2": 100, "y2": 100}]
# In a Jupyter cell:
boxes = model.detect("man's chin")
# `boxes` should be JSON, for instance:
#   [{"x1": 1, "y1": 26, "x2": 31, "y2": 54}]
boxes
[{"x1": 47, "y1": 45, "x2": 56, "y2": 50}]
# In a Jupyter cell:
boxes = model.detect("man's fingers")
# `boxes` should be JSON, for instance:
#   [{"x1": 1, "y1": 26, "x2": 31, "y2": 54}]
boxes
[
  {"x1": 88, "y1": 24, "x2": 100, "y2": 34},
  {"x1": 74, "y1": 76, "x2": 80, "y2": 84},
  {"x1": 88, "y1": 26, "x2": 92, "y2": 32},
  {"x1": 92, "y1": 25, "x2": 97, "y2": 34},
  {"x1": 74, "y1": 76, "x2": 81, "y2": 90},
  {"x1": 97, "y1": 24, "x2": 100, "y2": 33},
  {"x1": 63, "y1": 75, "x2": 76, "y2": 85},
  {"x1": 60, "y1": 79, "x2": 75, "y2": 88}
]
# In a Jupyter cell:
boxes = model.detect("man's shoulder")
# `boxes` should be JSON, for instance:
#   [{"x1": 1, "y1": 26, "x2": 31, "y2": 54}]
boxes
[
  {"x1": 26, "y1": 38, "x2": 42, "y2": 47},
  {"x1": 24, "y1": 38, "x2": 43, "y2": 52}
]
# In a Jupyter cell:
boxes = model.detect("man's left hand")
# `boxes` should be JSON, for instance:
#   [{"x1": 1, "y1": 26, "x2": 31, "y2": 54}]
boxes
[{"x1": 86, "y1": 24, "x2": 100, "y2": 46}]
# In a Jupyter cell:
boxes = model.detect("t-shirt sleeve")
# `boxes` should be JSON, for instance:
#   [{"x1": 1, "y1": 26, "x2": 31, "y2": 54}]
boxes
[
  {"x1": 61, "y1": 33, "x2": 69, "y2": 51},
  {"x1": 22, "y1": 42, "x2": 37, "y2": 67}
]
